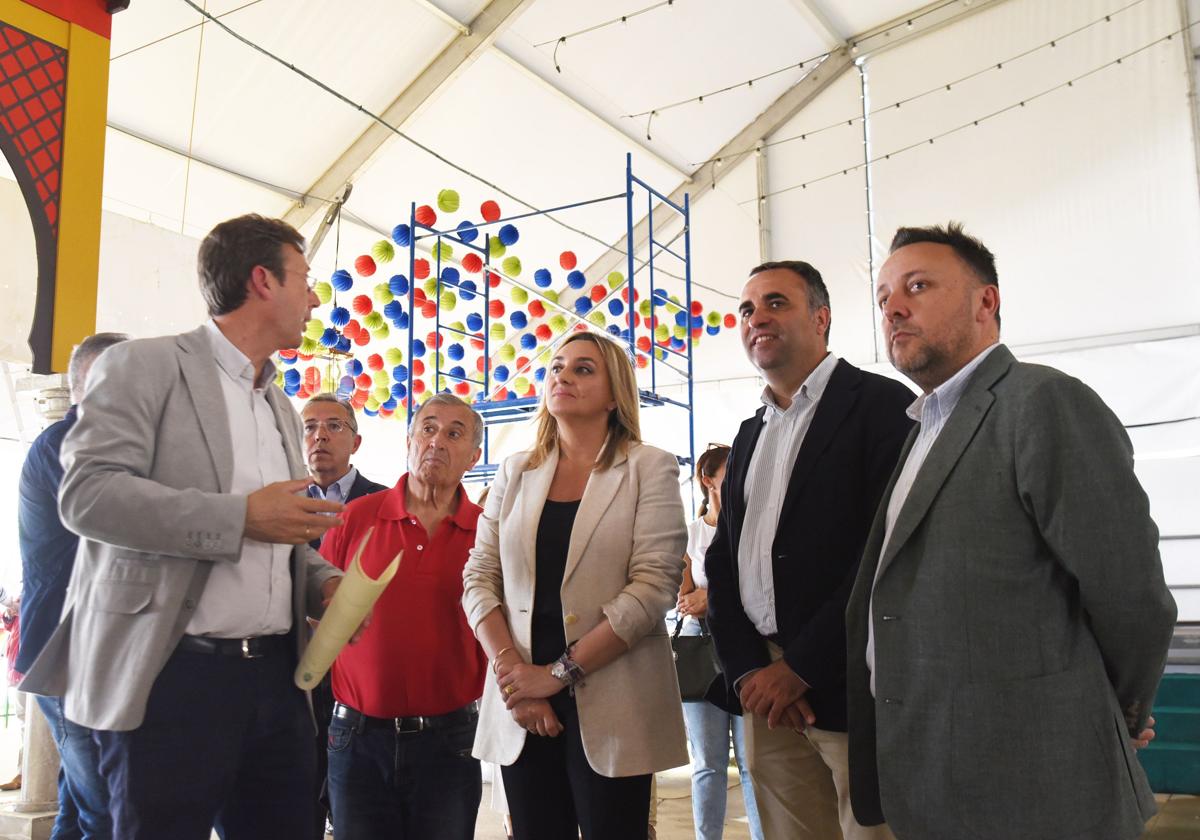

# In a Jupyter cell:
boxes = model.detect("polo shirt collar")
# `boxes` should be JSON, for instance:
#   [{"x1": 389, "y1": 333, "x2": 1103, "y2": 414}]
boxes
[{"x1": 379, "y1": 473, "x2": 474, "y2": 528}]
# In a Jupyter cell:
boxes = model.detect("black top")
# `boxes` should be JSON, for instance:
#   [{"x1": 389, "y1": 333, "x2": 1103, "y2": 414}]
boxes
[{"x1": 531, "y1": 499, "x2": 581, "y2": 668}]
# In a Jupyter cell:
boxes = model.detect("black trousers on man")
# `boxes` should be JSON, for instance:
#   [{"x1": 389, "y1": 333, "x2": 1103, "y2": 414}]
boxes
[{"x1": 94, "y1": 639, "x2": 315, "y2": 840}]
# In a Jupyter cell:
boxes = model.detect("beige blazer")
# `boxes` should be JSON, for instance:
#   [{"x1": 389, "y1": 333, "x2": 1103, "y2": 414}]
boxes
[
  {"x1": 462, "y1": 442, "x2": 689, "y2": 777},
  {"x1": 20, "y1": 326, "x2": 340, "y2": 731}
]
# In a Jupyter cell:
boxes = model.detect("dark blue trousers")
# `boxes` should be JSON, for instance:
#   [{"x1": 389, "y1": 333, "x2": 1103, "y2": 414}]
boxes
[
  {"x1": 93, "y1": 644, "x2": 314, "y2": 840},
  {"x1": 36, "y1": 695, "x2": 111, "y2": 840}
]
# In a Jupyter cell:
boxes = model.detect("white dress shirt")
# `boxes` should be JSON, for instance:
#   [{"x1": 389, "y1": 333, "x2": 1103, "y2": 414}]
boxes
[
  {"x1": 738, "y1": 352, "x2": 839, "y2": 637},
  {"x1": 683, "y1": 516, "x2": 716, "y2": 631},
  {"x1": 866, "y1": 343, "x2": 1000, "y2": 693},
  {"x1": 187, "y1": 321, "x2": 294, "y2": 637}
]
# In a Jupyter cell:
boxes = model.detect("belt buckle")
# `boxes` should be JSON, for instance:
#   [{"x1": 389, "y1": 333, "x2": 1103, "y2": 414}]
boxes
[
  {"x1": 240, "y1": 638, "x2": 262, "y2": 659},
  {"x1": 395, "y1": 716, "x2": 426, "y2": 734}
]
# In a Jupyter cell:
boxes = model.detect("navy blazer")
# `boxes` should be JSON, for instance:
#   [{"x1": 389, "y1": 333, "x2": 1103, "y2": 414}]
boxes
[
  {"x1": 308, "y1": 470, "x2": 387, "y2": 550},
  {"x1": 704, "y1": 358, "x2": 913, "y2": 731}
]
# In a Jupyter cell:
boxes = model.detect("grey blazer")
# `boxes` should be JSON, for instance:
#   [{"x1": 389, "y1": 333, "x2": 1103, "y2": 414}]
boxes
[
  {"x1": 462, "y1": 443, "x2": 689, "y2": 777},
  {"x1": 21, "y1": 326, "x2": 341, "y2": 732},
  {"x1": 846, "y1": 345, "x2": 1176, "y2": 840}
]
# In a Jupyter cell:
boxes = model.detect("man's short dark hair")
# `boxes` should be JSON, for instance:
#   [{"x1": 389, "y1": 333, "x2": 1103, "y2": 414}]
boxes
[
  {"x1": 197, "y1": 214, "x2": 306, "y2": 317},
  {"x1": 889, "y1": 222, "x2": 1000, "y2": 327},
  {"x1": 749, "y1": 260, "x2": 832, "y2": 343},
  {"x1": 68, "y1": 332, "x2": 130, "y2": 402},
  {"x1": 303, "y1": 393, "x2": 358, "y2": 434}
]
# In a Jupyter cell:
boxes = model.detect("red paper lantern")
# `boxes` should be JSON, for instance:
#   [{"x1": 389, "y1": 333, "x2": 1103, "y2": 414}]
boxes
[
  {"x1": 353, "y1": 331, "x2": 370, "y2": 347},
  {"x1": 480, "y1": 200, "x2": 501, "y2": 222},
  {"x1": 379, "y1": 408, "x2": 393, "y2": 417},
  {"x1": 298, "y1": 353, "x2": 314, "y2": 361},
  {"x1": 692, "y1": 328, "x2": 702, "y2": 339},
  {"x1": 489, "y1": 300, "x2": 506, "y2": 318},
  {"x1": 590, "y1": 285, "x2": 606, "y2": 303},
  {"x1": 462, "y1": 253, "x2": 483, "y2": 273},
  {"x1": 528, "y1": 300, "x2": 545, "y2": 318},
  {"x1": 525, "y1": 384, "x2": 537, "y2": 397},
  {"x1": 279, "y1": 349, "x2": 297, "y2": 360},
  {"x1": 516, "y1": 356, "x2": 529, "y2": 370},
  {"x1": 412, "y1": 379, "x2": 426, "y2": 395},
  {"x1": 426, "y1": 332, "x2": 442, "y2": 350},
  {"x1": 636, "y1": 336, "x2": 651, "y2": 353},
  {"x1": 454, "y1": 382, "x2": 471, "y2": 396},
  {"x1": 412, "y1": 359, "x2": 426, "y2": 376},
  {"x1": 355, "y1": 373, "x2": 372, "y2": 390},
  {"x1": 422, "y1": 301, "x2": 438, "y2": 319},
  {"x1": 495, "y1": 388, "x2": 509, "y2": 401},
  {"x1": 691, "y1": 300, "x2": 703, "y2": 316},
  {"x1": 471, "y1": 337, "x2": 485, "y2": 350},
  {"x1": 573, "y1": 323, "x2": 588, "y2": 332},
  {"x1": 413, "y1": 258, "x2": 430, "y2": 280},
  {"x1": 636, "y1": 355, "x2": 648, "y2": 369},
  {"x1": 367, "y1": 354, "x2": 384, "y2": 371},
  {"x1": 487, "y1": 271, "x2": 501, "y2": 288},
  {"x1": 559, "y1": 251, "x2": 577, "y2": 270},
  {"x1": 415, "y1": 205, "x2": 437, "y2": 227},
  {"x1": 723, "y1": 313, "x2": 736, "y2": 328},
  {"x1": 354, "y1": 255, "x2": 376, "y2": 276},
  {"x1": 343, "y1": 320, "x2": 360, "y2": 339},
  {"x1": 535, "y1": 324, "x2": 552, "y2": 341},
  {"x1": 352, "y1": 295, "x2": 373, "y2": 315},
  {"x1": 413, "y1": 287, "x2": 427, "y2": 305},
  {"x1": 476, "y1": 357, "x2": 486, "y2": 372}
]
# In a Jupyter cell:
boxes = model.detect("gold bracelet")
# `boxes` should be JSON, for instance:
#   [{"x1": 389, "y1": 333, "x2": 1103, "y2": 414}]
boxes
[{"x1": 492, "y1": 646, "x2": 515, "y2": 673}]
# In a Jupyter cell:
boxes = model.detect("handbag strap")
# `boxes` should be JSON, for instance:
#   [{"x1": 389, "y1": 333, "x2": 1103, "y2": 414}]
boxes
[{"x1": 672, "y1": 615, "x2": 711, "y2": 639}]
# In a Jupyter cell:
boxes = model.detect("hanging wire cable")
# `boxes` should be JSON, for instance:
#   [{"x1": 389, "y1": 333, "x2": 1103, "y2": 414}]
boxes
[
  {"x1": 110, "y1": 0, "x2": 266, "y2": 61},
  {"x1": 173, "y1": 0, "x2": 730, "y2": 295},
  {"x1": 534, "y1": 0, "x2": 676, "y2": 48},
  {"x1": 696, "y1": 0, "x2": 1148, "y2": 166},
  {"x1": 742, "y1": 20, "x2": 1197, "y2": 204}
]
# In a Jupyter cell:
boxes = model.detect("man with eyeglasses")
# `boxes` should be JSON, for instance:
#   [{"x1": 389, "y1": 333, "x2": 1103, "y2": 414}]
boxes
[
  {"x1": 300, "y1": 393, "x2": 385, "y2": 840},
  {"x1": 22, "y1": 214, "x2": 347, "y2": 839}
]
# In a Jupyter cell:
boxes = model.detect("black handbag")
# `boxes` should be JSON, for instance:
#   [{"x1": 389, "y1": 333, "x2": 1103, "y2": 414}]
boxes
[{"x1": 671, "y1": 617, "x2": 720, "y2": 701}]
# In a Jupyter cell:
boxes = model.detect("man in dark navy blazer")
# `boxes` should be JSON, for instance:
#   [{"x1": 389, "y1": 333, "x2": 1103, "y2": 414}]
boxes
[
  {"x1": 300, "y1": 393, "x2": 386, "y2": 839},
  {"x1": 705, "y1": 261, "x2": 913, "y2": 840}
]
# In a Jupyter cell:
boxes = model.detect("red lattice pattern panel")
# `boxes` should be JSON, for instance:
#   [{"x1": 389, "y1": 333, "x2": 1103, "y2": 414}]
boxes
[{"x1": 0, "y1": 23, "x2": 66, "y2": 234}]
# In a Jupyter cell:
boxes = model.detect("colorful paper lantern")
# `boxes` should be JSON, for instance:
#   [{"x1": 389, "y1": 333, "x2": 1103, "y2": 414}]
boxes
[
  {"x1": 371, "y1": 240, "x2": 395, "y2": 264},
  {"x1": 313, "y1": 281, "x2": 333, "y2": 304},
  {"x1": 607, "y1": 271, "x2": 624, "y2": 289},
  {"x1": 462, "y1": 253, "x2": 483, "y2": 273},
  {"x1": 567, "y1": 270, "x2": 585, "y2": 289},
  {"x1": 480, "y1": 200, "x2": 501, "y2": 222},
  {"x1": 437, "y1": 189, "x2": 460, "y2": 213},
  {"x1": 413, "y1": 258, "x2": 430, "y2": 280},
  {"x1": 332, "y1": 269, "x2": 354, "y2": 292},
  {"x1": 498, "y1": 224, "x2": 519, "y2": 246},
  {"x1": 455, "y1": 220, "x2": 478, "y2": 244},
  {"x1": 528, "y1": 300, "x2": 546, "y2": 318},
  {"x1": 391, "y1": 224, "x2": 411, "y2": 246},
  {"x1": 559, "y1": 251, "x2": 577, "y2": 270},
  {"x1": 534, "y1": 268, "x2": 552, "y2": 288},
  {"x1": 354, "y1": 255, "x2": 377, "y2": 277},
  {"x1": 415, "y1": 205, "x2": 437, "y2": 227}
]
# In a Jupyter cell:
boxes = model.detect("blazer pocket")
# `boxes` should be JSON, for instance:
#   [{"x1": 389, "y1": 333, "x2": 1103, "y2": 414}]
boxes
[
  {"x1": 951, "y1": 667, "x2": 1110, "y2": 838},
  {"x1": 91, "y1": 580, "x2": 154, "y2": 615}
]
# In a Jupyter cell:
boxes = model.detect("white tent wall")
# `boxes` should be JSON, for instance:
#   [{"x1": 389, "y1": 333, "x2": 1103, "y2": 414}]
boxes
[{"x1": 0, "y1": 162, "x2": 37, "y2": 367}]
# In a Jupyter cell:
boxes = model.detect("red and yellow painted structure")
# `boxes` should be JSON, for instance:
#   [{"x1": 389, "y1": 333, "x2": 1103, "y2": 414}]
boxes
[{"x1": 0, "y1": 0, "x2": 118, "y2": 373}]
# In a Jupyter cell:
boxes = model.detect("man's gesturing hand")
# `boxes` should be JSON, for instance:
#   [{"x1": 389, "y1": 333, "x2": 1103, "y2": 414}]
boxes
[
  {"x1": 739, "y1": 659, "x2": 815, "y2": 730},
  {"x1": 245, "y1": 479, "x2": 344, "y2": 544}
]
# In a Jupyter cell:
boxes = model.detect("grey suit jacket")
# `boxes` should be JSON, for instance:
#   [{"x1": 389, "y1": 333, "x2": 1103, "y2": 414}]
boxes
[
  {"x1": 846, "y1": 345, "x2": 1176, "y2": 840},
  {"x1": 21, "y1": 325, "x2": 341, "y2": 731}
]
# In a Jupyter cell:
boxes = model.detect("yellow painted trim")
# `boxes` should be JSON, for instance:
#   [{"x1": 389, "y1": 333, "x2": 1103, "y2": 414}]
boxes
[
  {"x1": 0, "y1": 0, "x2": 69, "y2": 47},
  {"x1": 50, "y1": 21, "x2": 108, "y2": 371}
]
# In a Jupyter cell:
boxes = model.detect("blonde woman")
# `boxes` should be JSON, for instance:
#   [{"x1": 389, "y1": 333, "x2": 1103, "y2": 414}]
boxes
[{"x1": 462, "y1": 332, "x2": 688, "y2": 839}]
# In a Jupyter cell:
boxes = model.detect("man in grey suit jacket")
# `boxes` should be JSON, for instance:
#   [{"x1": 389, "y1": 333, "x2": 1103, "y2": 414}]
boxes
[
  {"x1": 846, "y1": 222, "x2": 1176, "y2": 840},
  {"x1": 23, "y1": 214, "x2": 347, "y2": 840}
]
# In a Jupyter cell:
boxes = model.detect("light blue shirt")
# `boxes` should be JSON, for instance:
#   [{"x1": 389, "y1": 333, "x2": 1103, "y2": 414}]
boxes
[
  {"x1": 867, "y1": 343, "x2": 1000, "y2": 693},
  {"x1": 309, "y1": 467, "x2": 358, "y2": 504}
]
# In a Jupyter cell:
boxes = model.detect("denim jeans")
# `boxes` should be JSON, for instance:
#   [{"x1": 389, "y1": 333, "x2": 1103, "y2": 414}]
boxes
[
  {"x1": 326, "y1": 711, "x2": 481, "y2": 840},
  {"x1": 680, "y1": 622, "x2": 764, "y2": 840},
  {"x1": 35, "y1": 695, "x2": 111, "y2": 840}
]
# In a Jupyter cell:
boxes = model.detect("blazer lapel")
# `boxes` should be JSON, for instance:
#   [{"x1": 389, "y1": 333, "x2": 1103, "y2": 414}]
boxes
[
  {"x1": 875, "y1": 347, "x2": 1014, "y2": 580},
  {"x1": 778, "y1": 360, "x2": 859, "y2": 519},
  {"x1": 265, "y1": 385, "x2": 307, "y2": 479},
  {"x1": 729, "y1": 409, "x2": 766, "y2": 538},
  {"x1": 176, "y1": 327, "x2": 234, "y2": 493},
  {"x1": 519, "y1": 449, "x2": 558, "y2": 579},
  {"x1": 562, "y1": 448, "x2": 628, "y2": 585}
]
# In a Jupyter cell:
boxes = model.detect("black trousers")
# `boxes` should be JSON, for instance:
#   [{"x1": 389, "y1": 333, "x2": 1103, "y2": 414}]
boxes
[
  {"x1": 501, "y1": 696, "x2": 651, "y2": 840},
  {"x1": 94, "y1": 643, "x2": 315, "y2": 840}
]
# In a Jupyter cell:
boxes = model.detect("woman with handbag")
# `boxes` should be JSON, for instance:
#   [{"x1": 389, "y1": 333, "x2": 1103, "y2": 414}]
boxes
[
  {"x1": 676, "y1": 444, "x2": 764, "y2": 840},
  {"x1": 462, "y1": 331, "x2": 688, "y2": 840}
]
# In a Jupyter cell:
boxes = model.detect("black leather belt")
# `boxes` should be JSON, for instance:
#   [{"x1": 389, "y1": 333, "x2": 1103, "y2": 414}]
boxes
[
  {"x1": 177, "y1": 633, "x2": 289, "y2": 659},
  {"x1": 332, "y1": 701, "x2": 479, "y2": 734}
]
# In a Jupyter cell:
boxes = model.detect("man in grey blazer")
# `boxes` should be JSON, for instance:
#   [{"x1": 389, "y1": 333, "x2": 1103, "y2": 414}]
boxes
[
  {"x1": 22, "y1": 214, "x2": 347, "y2": 840},
  {"x1": 846, "y1": 222, "x2": 1176, "y2": 839}
]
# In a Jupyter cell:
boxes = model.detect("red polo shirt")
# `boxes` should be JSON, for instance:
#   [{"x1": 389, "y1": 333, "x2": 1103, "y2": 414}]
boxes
[{"x1": 320, "y1": 475, "x2": 486, "y2": 718}]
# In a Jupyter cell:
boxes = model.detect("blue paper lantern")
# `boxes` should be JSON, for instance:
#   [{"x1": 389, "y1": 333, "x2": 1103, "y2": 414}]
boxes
[
  {"x1": 447, "y1": 343, "x2": 464, "y2": 361},
  {"x1": 363, "y1": 407, "x2": 378, "y2": 417},
  {"x1": 534, "y1": 268, "x2": 552, "y2": 288},
  {"x1": 382, "y1": 398, "x2": 397, "y2": 411},
  {"x1": 498, "y1": 224, "x2": 519, "y2": 246},
  {"x1": 691, "y1": 315, "x2": 704, "y2": 329},
  {"x1": 456, "y1": 221, "x2": 478, "y2": 244},
  {"x1": 389, "y1": 274, "x2": 409, "y2": 295},
  {"x1": 567, "y1": 270, "x2": 585, "y2": 289},
  {"x1": 391, "y1": 382, "x2": 408, "y2": 399},
  {"x1": 509, "y1": 311, "x2": 528, "y2": 329},
  {"x1": 332, "y1": 269, "x2": 353, "y2": 292},
  {"x1": 449, "y1": 365, "x2": 466, "y2": 380},
  {"x1": 336, "y1": 337, "x2": 351, "y2": 354},
  {"x1": 280, "y1": 354, "x2": 298, "y2": 366},
  {"x1": 330, "y1": 306, "x2": 350, "y2": 327},
  {"x1": 459, "y1": 280, "x2": 477, "y2": 301},
  {"x1": 574, "y1": 296, "x2": 592, "y2": 314},
  {"x1": 412, "y1": 339, "x2": 426, "y2": 357},
  {"x1": 383, "y1": 300, "x2": 403, "y2": 319},
  {"x1": 338, "y1": 374, "x2": 355, "y2": 391},
  {"x1": 607, "y1": 324, "x2": 621, "y2": 336},
  {"x1": 534, "y1": 366, "x2": 546, "y2": 382},
  {"x1": 346, "y1": 359, "x2": 363, "y2": 376},
  {"x1": 393, "y1": 313, "x2": 410, "y2": 330},
  {"x1": 284, "y1": 384, "x2": 300, "y2": 397},
  {"x1": 607, "y1": 299, "x2": 624, "y2": 316},
  {"x1": 284, "y1": 368, "x2": 301, "y2": 384},
  {"x1": 441, "y1": 267, "x2": 460, "y2": 286},
  {"x1": 674, "y1": 311, "x2": 688, "y2": 327},
  {"x1": 392, "y1": 364, "x2": 408, "y2": 381},
  {"x1": 391, "y1": 224, "x2": 411, "y2": 246},
  {"x1": 671, "y1": 337, "x2": 685, "y2": 350},
  {"x1": 466, "y1": 313, "x2": 484, "y2": 332},
  {"x1": 319, "y1": 328, "x2": 340, "y2": 348},
  {"x1": 520, "y1": 333, "x2": 537, "y2": 350},
  {"x1": 706, "y1": 325, "x2": 721, "y2": 335},
  {"x1": 493, "y1": 364, "x2": 510, "y2": 382}
]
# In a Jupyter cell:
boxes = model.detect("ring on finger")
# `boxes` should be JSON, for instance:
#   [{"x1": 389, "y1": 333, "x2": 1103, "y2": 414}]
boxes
[{"x1": 504, "y1": 684, "x2": 516, "y2": 696}]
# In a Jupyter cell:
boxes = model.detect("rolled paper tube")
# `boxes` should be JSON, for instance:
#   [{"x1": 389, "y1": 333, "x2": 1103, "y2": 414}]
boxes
[{"x1": 294, "y1": 528, "x2": 402, "y2": 691}]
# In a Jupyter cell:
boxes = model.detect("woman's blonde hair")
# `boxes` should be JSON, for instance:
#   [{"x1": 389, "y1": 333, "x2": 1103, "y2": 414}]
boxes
[{"x1": 525, "y1": 331, "x2": 641, "y2": 472}]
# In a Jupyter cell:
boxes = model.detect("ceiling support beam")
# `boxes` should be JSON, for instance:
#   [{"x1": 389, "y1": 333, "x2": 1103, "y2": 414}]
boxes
[
  {"x1": 786, "y1": 0, "x2": 847, "y2": 46},
  {"x1": 582, "y1": 0, "x2": 1016, "y2": 286},
  {"x1": 281, "y1": 0, "x2": 535, "y2": 230}
]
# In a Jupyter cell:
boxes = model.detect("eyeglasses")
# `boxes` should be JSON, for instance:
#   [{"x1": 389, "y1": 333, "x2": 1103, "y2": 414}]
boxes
[{"x1": 303, "y1": 419, "x2": 355, "y2": 436}]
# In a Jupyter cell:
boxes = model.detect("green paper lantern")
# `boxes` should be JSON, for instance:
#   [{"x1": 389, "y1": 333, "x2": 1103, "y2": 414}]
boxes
[
  {"x1": 384, "y1": 347, "x2": 404, "y2": 366},
  {"x1": 371, "y1": 240, "x2": 395, "y2": 264},
  {"x1": 437, "y1": 189, "x2": 460, "y2": 213},
  {"x1": 313, "y1": 281, "x2": 333, "y2": 304},
  {"x1": 607, "y1": 271, "x2": 624, "y2": 289}
]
